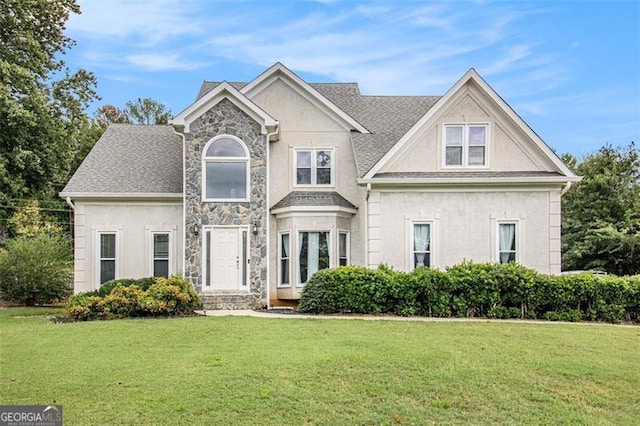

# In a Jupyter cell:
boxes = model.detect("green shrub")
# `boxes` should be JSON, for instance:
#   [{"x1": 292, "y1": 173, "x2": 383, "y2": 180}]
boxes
[
  {"x1": 66, "y1": 276, "x2": 200, "y2": 320},
  {"x1": 391, "y1": 267, "x2": 451, "y2": 317},
  {"x1": 97, "y1": 277, "x2": 156, "y2": 297},
  {"x1": 543, "y1": 310, "x2": 582, "y2": 322},
  {"x1": 99, "y1": 285, "x2": 144, "y2": 319},
  {"x1": 67, "y1": 293, "x2": 103, "y2": 321},
  {"x1": 298, "y1": 262, "x2": 639, "y2": 323},
  {"x1": 0, "y1": 235, "x2": 72, "y2": 305},
  {"x1": 446, "y1": 261, "x2": 500, "y2": 317},
  {"x1": 299, "y1": 266, "x2": 392, "y2": 314},
  {"x1": 142, "y1": 276, "x2": 199, "y2": 315}
]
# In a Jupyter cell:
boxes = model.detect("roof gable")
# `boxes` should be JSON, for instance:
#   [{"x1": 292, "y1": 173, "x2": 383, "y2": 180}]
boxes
[
  {"x1": 173, "y1": 81, "x2": 278, "y2": 135},
  {"x1": 240, "y1": 62, "x2": 369, "y2": 134},
  {"x1": 363, "y1": 68, "x2": 577, "y2": 179}
]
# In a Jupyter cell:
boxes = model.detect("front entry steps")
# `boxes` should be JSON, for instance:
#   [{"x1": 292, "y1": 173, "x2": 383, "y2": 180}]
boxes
[{"x1": 200, "y1": 292, "x2": 263, "y2": 310}]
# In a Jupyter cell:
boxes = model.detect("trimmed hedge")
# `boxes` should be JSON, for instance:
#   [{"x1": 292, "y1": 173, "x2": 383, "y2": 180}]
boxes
[
  {"x1": 67, "y1": 276, "x2": 200, "y2": 321},
  {"x1": 298, "y1": 262, "x2": 640, "y2": 324}
]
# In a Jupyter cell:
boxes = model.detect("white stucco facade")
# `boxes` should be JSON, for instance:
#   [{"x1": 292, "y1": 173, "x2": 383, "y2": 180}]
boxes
[
  {"x1": 366, "y1": 188, "x2": 562, "y2": 274},
  {"x1": 70, "y1": 200, "x2": 183, "y2": 293}
]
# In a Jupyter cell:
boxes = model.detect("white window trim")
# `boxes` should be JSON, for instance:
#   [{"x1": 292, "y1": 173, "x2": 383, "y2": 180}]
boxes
[
  {"x1": 338, "y1": 230, "x2": 350, "y2": 267},
  {"x1": 293, "y1": 148, "x2": 335, "y2": 188},
  {"x1": 149, "y1": 231, "x2": 172, "y2": 278},
  {"x1": 202, "y1": 135, "x2": 250, "y2": 202},
  {"x1": 296, "y1": 230, "x2": 332, "y2": 287},
  {"x1": 496, "y1": 220, "x2": 520, "y2": 264},
  {"x1": 96, "y1": 230, "x2": 119, "y2": 287},
  {"x1": 442, "y1": 123, "x2": 490, "y2": 169},
  {"x1": 277, "y1": 230, "x2": 292, "y2": 288},
  {"x1": 408, "y1": 221, "x2": 434, "y2": 271}
]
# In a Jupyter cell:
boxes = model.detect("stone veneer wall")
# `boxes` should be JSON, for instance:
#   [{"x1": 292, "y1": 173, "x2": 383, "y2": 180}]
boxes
[{"x1": 182, "y1": 98, "x2": 267, "y2": 308}]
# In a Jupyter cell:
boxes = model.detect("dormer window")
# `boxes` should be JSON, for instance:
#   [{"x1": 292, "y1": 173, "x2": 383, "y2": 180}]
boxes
[
  {"x1": 443, "y1": 124, "x2": 488, "y2": 167},
  {"x1": 202, "y1": 136, "x2": 249, "y2": 201},
  {"x1": 295, "y1": 148, "x2": 334, "y2": 186}
]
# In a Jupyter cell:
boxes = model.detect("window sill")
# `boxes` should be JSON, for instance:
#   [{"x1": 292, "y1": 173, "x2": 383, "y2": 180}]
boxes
[{"x1": 202, "y1": 198, "x2": 250, "y2": 203}]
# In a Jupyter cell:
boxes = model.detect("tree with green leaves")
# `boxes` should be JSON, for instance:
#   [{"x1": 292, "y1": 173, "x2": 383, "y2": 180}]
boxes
[
  {"x1": 124, "y1": 97, "x2": 172, "y2": 125},
  {"x1": 562, "y1": 143, "x2": 640, "y2": 275},
  {"x1": 0, "y1": 0, "x2": 99, "y2": 225}
]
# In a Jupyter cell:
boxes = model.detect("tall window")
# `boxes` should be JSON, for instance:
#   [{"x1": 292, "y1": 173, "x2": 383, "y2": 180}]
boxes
[
  {"x1": 498, "y1": 222, "x2": 517, "y2": 263},
  {"x1": 152, "y1": 232, "x2": 170, "y2": 278},
  {"x1": 203, "y1": 136, "x2": 249, "y2": 201},
  {"x1": 412, "y1": 223, "x2": 431, "y2": 269},
  {"x1": 98, "y1": 232, "x2": 117, "y2": 285},
  {"x1": 279, "y1": 232, "x2": 291, "y2": 287},
  {"x1": 338, "y1": 232, "x2": 349, "y2": 266},
  {"x1": 298, "y1": 231, "x2": 330, "y2": 285},
  {"x1": 444, "y1": 124, "x2": 488, "y2": 167},
  {"x1": 295, "y1": 149, "x2": 333, "y2": 186}
]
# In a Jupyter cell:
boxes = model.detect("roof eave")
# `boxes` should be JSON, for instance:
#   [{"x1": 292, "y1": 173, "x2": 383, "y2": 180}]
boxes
[
  {"x1": 270, "y1": 205, "x2": 358, "y2": 216},
  {"x1": 59, "y1": 192, "x2": 183, "y2": 200},
  {"x1": 357, "y1": 176, "x2": 582, "y2": 185}
]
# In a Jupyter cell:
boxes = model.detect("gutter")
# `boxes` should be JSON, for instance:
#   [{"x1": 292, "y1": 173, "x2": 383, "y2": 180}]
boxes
[{"x1": 357, "y1": 176, "x2": 582, "y2": 185}]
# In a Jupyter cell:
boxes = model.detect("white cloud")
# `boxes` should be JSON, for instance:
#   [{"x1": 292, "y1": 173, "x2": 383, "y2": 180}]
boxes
[{"x1": 126, "y1": 53, "x2": 207, "y2": 71}]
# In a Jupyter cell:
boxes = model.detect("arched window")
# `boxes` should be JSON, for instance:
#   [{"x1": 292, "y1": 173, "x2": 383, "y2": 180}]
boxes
[{"x1": 202, "y1": 136, "x2": 249, "y2": 201}]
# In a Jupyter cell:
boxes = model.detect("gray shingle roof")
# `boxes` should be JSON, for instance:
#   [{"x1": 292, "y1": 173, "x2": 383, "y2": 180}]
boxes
[
  {"x1": 271, "y1": 191, "x2": 357, "y2": 210},
  {"x1": 61, "y1": 124, "x2": 183, "y2": 195},
  {"x1": 197, "y1": 81, "x2": 246, "y2": 100},
  {"x1": 198, "y1": 81, "x2": 440, "y2": 177}
]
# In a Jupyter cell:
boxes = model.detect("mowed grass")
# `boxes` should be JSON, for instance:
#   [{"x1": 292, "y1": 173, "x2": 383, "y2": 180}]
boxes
[{"x1": 1, "y1": 308, "x2": 639, "y2": 425}]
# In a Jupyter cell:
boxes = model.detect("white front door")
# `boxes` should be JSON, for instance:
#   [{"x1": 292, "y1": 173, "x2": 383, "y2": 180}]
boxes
[{"x1": 205, "y1": 227, "x2": 248, "y2": 290}]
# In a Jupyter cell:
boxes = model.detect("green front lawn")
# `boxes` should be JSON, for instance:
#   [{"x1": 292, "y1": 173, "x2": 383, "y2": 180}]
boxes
[{"x1": 1, "y1": 308, "x2": 638, "y2": 425}]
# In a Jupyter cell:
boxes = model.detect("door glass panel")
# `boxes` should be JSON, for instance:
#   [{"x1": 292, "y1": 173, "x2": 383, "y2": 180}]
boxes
[
  {"x1": 205, "y1": 230, "x2": 211, "y2": 287},
  {"x1": 242, "y1": 230, "x2": 247, "y2": 286}
]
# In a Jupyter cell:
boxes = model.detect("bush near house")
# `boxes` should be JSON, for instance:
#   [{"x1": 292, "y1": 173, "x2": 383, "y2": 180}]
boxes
[
  {"x1": 299, "y1": 262, "x2": 640, "y2": 324},
  {"x1": 67, "y1": 276, "x2": 200, "y2": 320},
  {"x1": 0, "y1": 235, "x2": 72, "y2": 305}
]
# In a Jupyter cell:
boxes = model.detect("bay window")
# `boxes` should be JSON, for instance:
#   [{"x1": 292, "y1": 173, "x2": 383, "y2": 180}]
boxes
[
  {"x1": 297, "y1": 231, "x2": 330, "y2": 285},
  {"x1": 279, "y1": 232, "x2": 291, "y2": 287},
  {"x1": 338, "y1": 232, "x2": 349, "y2": 266}
]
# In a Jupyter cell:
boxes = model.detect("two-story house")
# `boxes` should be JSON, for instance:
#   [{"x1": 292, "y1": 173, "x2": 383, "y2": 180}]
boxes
[{"x1": 60, "y1": 63, "x2": 579, "y2": 309}]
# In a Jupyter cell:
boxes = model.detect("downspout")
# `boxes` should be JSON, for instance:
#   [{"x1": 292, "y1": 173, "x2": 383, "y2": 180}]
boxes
[
  {"x1": 364, "y1": 183, "x2": 371, "y2": 268},
  {"x1": 561, "y1": 181, "x2": 572, "y2": 195},
  {"x1": 264, "y1": 124, "x2": 279, "y2": 310},
  {"x1": 65, "y1": 196, "x2": 75, "y2": 210},
  {"x1": 172, "y1": 126, "x2": 187, "y2": 285}
]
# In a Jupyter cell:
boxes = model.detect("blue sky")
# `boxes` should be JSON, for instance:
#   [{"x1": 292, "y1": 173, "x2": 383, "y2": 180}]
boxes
[{"x1": 65, "y1": 0, "x2": 639, "y2": 156}]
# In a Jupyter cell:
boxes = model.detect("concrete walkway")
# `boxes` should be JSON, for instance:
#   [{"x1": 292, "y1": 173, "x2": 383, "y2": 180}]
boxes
[{"x1": 194, "y1": 309, "x2": 632, "y2": 326}]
